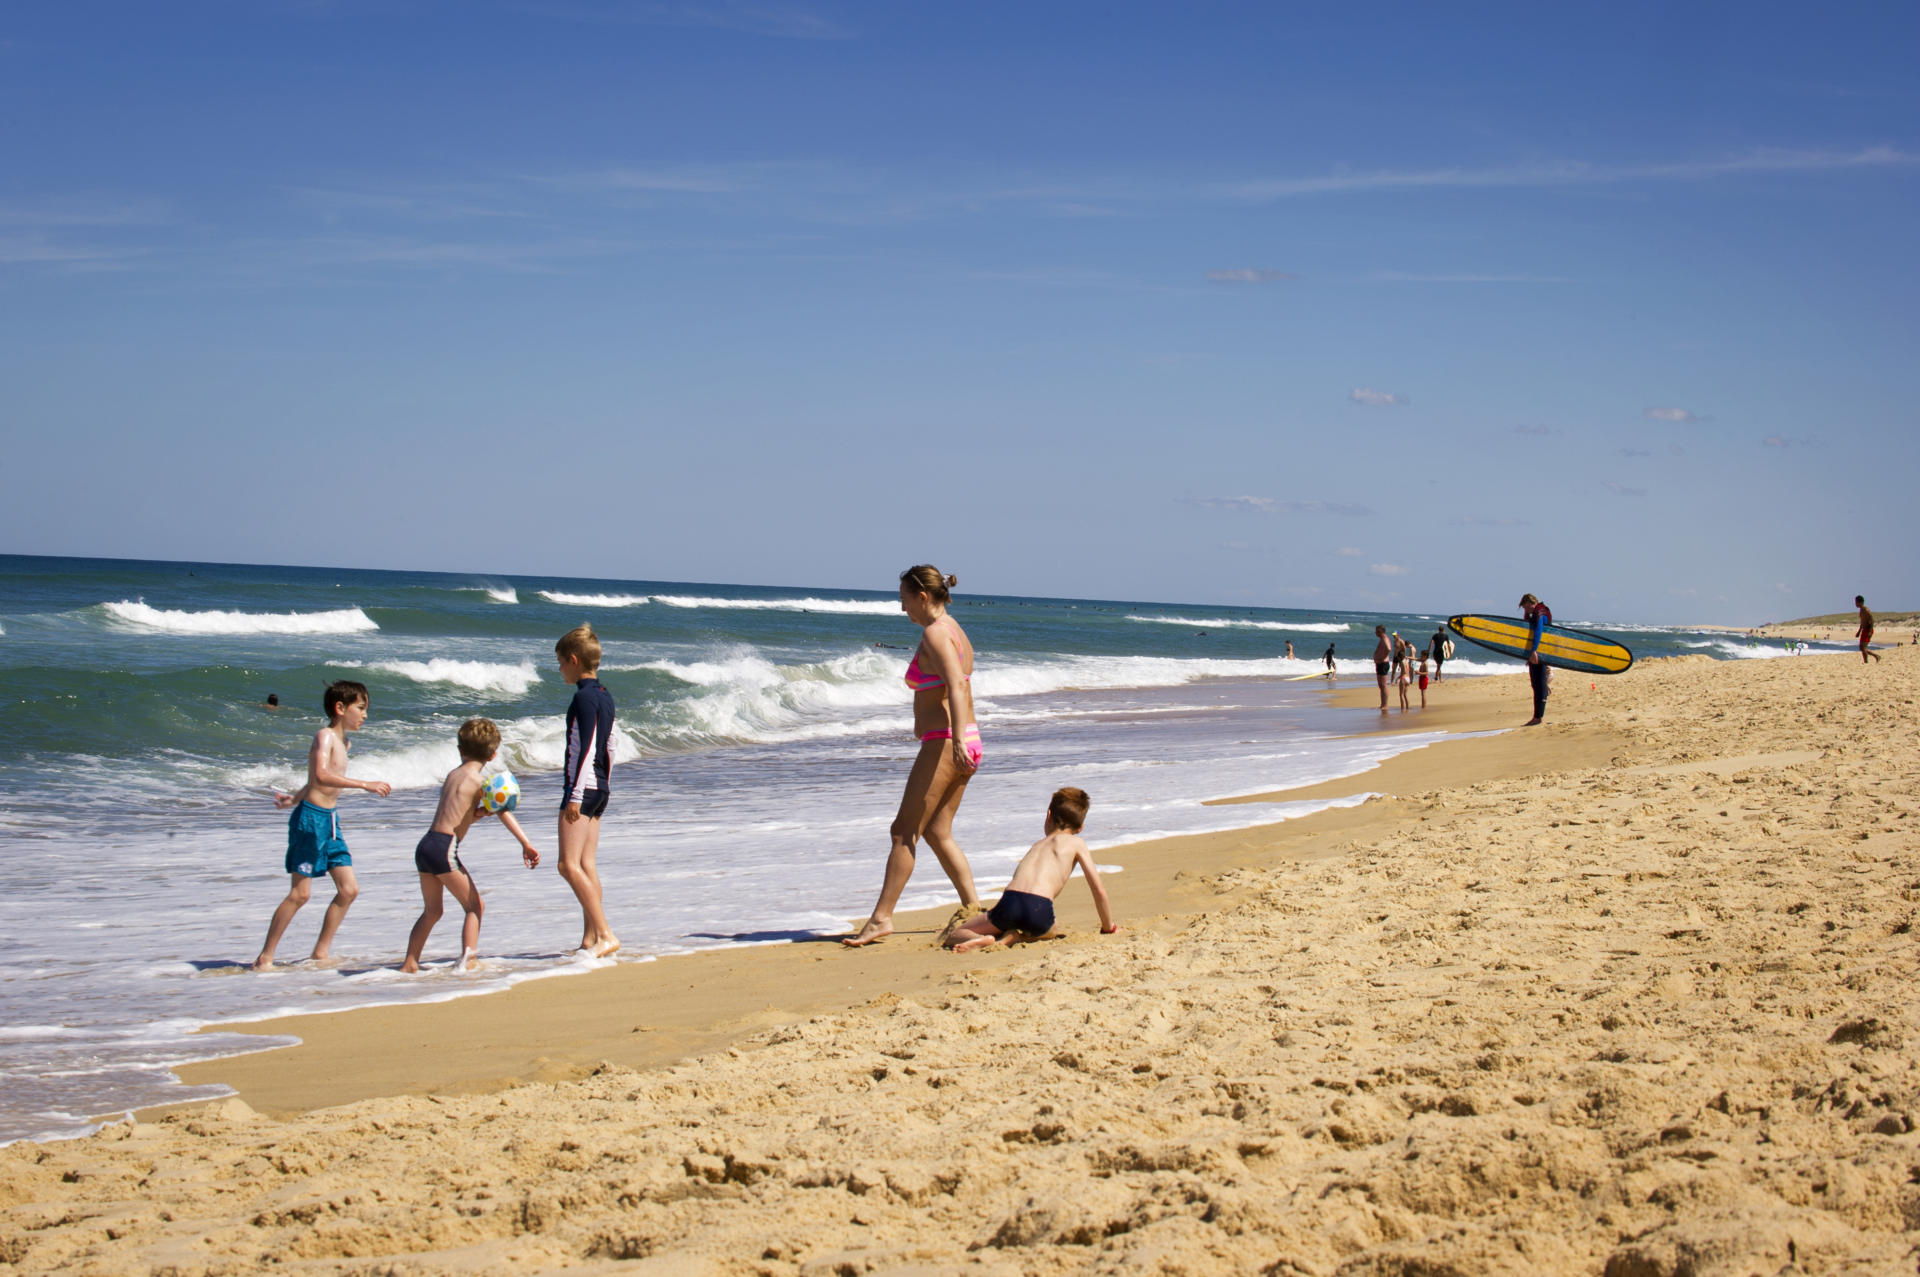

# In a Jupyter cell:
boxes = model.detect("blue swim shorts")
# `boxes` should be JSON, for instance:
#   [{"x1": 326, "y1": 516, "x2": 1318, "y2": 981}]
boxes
[
  {"x1": 286, "y1": 801, "x2": 352, "y2": 878},
  {"x1": 987, "y1": 888, "x2": 1055, "y2": 937}
]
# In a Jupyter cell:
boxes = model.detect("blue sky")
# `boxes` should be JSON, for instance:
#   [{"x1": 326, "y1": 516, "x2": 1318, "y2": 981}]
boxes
[{"x1": 3, "y1": 2, "x2": 1916, "y2": 622}]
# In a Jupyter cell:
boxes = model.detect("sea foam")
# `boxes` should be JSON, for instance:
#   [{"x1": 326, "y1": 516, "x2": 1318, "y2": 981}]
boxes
[
  {"x1": 484, "y1": 586, "x2": 518, "y2": 604},
  {"x1": 99, "y1": 600, "x2": 379, "y2": 635},
  {"x1": 352, "y1": 659, "x2": 542, "y2": 696},
  {"x1": 539, "y1": 591, "x2": 651, "y2": 607},
  {"x1": 651, "y1": 595, "x2": 899, "y2": 616},
  {"x1": 1128, "y1": 615, "x2": 1352, "y2": 633}
]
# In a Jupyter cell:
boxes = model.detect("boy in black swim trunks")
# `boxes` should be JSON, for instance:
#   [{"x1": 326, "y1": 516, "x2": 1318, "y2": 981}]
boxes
[
  {"x1": 946, "y1": 788, "x2": 1118, "y2": 952},
  {"x1": 400, "y1": 718, "x2": 540, "y2": 973}
]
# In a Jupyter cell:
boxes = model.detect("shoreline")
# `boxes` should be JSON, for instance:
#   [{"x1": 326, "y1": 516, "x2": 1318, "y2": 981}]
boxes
[
  {"x1": 153, "y1": 672, "x2": 1572, "y2": 1121},
  {"x1": 16, "y1": 649, "x2": 1918, "y2": 1273}
]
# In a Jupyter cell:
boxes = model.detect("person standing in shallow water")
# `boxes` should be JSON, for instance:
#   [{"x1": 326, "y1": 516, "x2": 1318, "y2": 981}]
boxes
[
  {"x1": 843, "y1": 566, "x2": 984, "y2": 947},
  {"x1": 1372, "y1": 626, "x2": 1391, "y2": 713},
  {"x1": 1520, "y1": 593, "x2": 1553, "y2": 725}
]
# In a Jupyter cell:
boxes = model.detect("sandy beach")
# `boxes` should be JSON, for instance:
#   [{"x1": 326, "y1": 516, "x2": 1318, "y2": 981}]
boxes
[{"x1": 6, "y1": 651, "x2": 1918, "y2": 1274}]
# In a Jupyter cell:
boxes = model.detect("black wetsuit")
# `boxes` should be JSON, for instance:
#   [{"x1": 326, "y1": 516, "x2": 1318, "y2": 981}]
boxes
[{"x1": 563, "y1": 676, "x2": 616, "y2": 815}]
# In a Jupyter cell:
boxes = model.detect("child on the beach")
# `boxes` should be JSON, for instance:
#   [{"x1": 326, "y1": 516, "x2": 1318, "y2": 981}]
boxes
[
  {"x1": 1417, "y1": 656, "x2": 1429, "y2": 708},
  {"x1": 254, "y1": 680, "x2": 391, "y2": 971},
  {"x1": 1397, "y1": 653, "x2": 1412, "y2": 711},
  {"x1": 556, "y1": 624, "x2": 620, "y2": 957},
  {"x1": 946, "y1": 788, "x2": 1118, "y2": 952},
  {"x1": 400, "y1": 718, "x2": 540, "y2": 973}
]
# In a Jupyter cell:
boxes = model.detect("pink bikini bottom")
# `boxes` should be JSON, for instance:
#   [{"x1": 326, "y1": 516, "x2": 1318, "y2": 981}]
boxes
[{"x1": 919, "y1": 722, "x2": 983, "y2": 768}]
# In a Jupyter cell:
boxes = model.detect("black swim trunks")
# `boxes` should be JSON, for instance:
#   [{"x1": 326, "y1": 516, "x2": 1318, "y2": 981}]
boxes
[
  {"x1": 1374, "y1": 660, "x2": 1391, "y2": 677},
  {"x1": 414, "y1": 830, "x2": 467, "y2": 877},
  {"x1": 988, "y1": 889, "x2": 1055, "y2": 937},
  {"x1": 571, "y1": 789, "x2": 609, "y2": 818}
]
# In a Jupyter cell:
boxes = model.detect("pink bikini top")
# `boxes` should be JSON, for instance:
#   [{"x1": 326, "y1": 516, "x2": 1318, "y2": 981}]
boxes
[{"x1": 905, "y1": 617, "x2": 973, "y2": 690}]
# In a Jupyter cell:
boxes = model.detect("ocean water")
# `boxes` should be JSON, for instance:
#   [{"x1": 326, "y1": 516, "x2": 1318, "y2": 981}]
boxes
[{"x1": 0, "y1": 554, "x2": 1850, "y2": 1143}]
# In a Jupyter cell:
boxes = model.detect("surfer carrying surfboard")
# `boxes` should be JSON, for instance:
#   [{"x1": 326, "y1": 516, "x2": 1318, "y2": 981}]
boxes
[{"x1": 1520, "y1": 594, "x2": 1552, "y2": 725}]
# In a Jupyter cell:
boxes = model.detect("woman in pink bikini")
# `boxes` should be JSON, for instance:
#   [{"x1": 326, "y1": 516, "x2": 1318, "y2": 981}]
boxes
[{"x1": 842, "y1": 565, "x2": 984, "y2": 947}]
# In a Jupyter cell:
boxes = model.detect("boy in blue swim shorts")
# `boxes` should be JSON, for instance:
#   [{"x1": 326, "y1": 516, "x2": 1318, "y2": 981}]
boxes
[
  {"x1": 945, "y1": 788, "x2": 1120, "y2": 952},
  {"x1": 253, "y1": 680, "x2": 391, "y2": 971}
]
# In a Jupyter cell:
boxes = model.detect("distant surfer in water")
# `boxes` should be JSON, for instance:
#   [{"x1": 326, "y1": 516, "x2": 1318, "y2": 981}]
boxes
[
  {"x1": 1324, "y1": 642, "x2": 1336, "y2": 674},
  {"x1": 844, "y1": 565, "x2": 983, "y2": 948},
  {"x1": 1285, "y1": 640, "x2": 1295, "y2": 660},
  {"x1": 1855, "y1": 595, "x2": 1881, "y2": 664},
  {"x1": 1520, "y1": 593, "x2": 1552, "y2": 725}
]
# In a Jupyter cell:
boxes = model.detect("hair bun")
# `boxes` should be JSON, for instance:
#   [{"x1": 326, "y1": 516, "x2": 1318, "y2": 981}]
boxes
[{"x1": 945, "y1": 574, "x2": 958, "y2": 589}]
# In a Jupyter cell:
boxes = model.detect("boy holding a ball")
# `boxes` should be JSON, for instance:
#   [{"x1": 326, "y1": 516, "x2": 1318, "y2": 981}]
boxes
[{"x1": 400, "y1": 717, "x2": 541, "y2": 973}]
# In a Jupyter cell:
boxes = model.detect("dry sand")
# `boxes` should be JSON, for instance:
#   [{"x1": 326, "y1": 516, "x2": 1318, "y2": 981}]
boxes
[{"x1": 5, "y1": 651, "x2": 1919, "y2": 1274}]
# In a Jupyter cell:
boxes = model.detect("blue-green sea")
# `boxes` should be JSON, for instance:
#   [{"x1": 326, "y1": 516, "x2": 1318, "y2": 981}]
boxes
[{"x1": 0, "y1": 554, "x2": 1844, "y2": 1143}]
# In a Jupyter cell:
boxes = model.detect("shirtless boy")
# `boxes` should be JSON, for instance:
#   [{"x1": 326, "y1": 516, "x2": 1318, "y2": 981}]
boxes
[
  {"x1": 253, "y1": 680, "x2": 391, "y2": 971},
  {"x1": 946, "y1": 788, "x2": 1118, "y2": 952},
  {"x1": 1856, "y1": 595, "x2": 1882, "y2": 664},
  {"x1": 400, "y1": 718, "x2": 540, "y2": 973}
]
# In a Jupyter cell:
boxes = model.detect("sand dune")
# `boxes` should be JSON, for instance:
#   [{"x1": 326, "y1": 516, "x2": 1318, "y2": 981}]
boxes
[{"x1": 4, "y1": 651, "x2": 1917, "y2": 1274}]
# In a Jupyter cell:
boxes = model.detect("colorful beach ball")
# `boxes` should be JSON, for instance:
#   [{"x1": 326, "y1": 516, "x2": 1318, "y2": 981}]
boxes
[{"x1": 479, "y1": 770, "x2": 520, "y2": 814}]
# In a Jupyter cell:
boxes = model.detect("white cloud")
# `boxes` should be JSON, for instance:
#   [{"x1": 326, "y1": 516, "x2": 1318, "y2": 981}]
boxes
[
  {"x1": 1205, "y1": 267, "x2": 1296, "y2": 284},
  {"x1": 1335, "y1": 546, "x2": 1366, "y2": 557},
  {"x1": 1369, "y1": 563, "x2": 1409, "y2": 577},
  {"x1": 1643, "y1": 406, "x2": 1705, "y2": 423},
  {"x1": 1224, "y1": 147, "x2": 1919, "y2": 202},
  {"x1": 1350, "y1": 388, "x2": 1407, "y2": 407},
  {"x1": 1369, "y1": 271, "x2": 1571, "y2": 284},
  {"x1": 1184, "y1": 496, "x2": 1373, "y2": 517},
  {"x1": 513, "y1": 1, "x2": 855, "y2": 40}
]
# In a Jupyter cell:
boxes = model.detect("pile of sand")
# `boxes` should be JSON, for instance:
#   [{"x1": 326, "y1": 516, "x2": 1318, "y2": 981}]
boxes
[{"x1": 4, "y1": 651, "x2": 1917, "y2": 1274}]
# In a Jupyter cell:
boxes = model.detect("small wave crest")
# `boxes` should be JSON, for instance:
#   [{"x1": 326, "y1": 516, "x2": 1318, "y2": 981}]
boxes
[
  {"x1": 1128, "y1": 615, "x2": 1351, "y2": 633},
  {"x1": 99, "y1": 600, "x2": 379, "y2": 636},
  {"x1": 651, "y1": 595, "x2": 899, "y2": 616},
  {"x1": 351, "y1": 659, "x2": 542, "y2": 696},
  {"x1": 539, "y1": 591, "x2": 650, "y2": 608},
  {"x1": 484, "y1": 586, "x2": 518, "y2": 604}
]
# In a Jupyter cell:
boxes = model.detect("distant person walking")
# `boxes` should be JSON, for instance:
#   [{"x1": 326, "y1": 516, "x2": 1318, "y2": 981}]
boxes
[
  {"x1": 1856, "y1": 595, "x2": 1882, "y2": 664},
  {"x1": 844, "y1": 565, "x2": 983, "y2": 948},
  {"x1": 1429, "y1": 626, "x2": 1448, "y2": 682},
  {"x1": 1324, "y1": 642, "x2": 1336, "y2": 673},
  {"x1": 1520, "y1": 593, "x2": 1552, "y2": 725},
  {"x1": 1372, "y1": 626, "x2": 1391, "y2": 713}
]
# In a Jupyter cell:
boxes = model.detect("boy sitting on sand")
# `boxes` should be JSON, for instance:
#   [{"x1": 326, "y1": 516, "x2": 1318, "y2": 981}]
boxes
[
  {"x1": 401, "y1": 718, "x2": 540, "y2": 973},
  {"x1": 255, "y1": 680, "x2": 391, "y2": 971},
  {"x1": 946, "y1": 787, "x2": 1118, "y2": 952}
]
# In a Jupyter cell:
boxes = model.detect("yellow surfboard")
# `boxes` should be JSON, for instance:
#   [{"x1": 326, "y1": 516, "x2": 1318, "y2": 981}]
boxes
[{"x1": 1447, "y1": 614, "x2": 1633, "y2": 675}]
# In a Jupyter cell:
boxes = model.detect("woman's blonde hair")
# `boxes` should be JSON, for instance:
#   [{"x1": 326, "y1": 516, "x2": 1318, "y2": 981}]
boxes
[{"x1": 900, "y1": 565, "x2": 957, "y2": 605}]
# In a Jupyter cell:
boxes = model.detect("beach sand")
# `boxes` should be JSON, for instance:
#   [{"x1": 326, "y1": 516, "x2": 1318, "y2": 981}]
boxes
[{"x1": 6, "y1": 651, "x2": 1918, "y2": 1273}]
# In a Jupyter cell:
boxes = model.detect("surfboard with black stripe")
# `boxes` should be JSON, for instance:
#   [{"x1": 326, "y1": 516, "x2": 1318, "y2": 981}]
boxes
[{"x1": 1447, "y1": 614, "x2": 1633, "y2": 675}]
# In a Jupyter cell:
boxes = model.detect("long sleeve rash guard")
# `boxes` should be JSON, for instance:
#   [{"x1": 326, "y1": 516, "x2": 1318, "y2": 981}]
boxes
[{"x1": 562, "y1": 677, "x2": 615, "y2": 804}]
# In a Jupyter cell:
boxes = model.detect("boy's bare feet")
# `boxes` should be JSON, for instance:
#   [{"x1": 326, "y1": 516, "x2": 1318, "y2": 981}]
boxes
[
  {"x1": 932, "y1": 902, "x2": 986, "y2": 947},
  {"x1": 589, "y1": 936, "x2": 620, "y2": 958},
  {"x1": 952, "y1": 933, "x2": 998, "y2": 953},
  {"x1": 460, "y1": 948, "x2": 479, "y2": 971},
  {"x1": 841, "y1": 918, "x2": 893, "y2": 947}
]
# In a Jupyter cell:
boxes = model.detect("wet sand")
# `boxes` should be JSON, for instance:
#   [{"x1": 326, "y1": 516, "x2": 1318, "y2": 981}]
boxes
[{"x1": 6, "y1": 650, "x2": 1917, "y2": 1274}]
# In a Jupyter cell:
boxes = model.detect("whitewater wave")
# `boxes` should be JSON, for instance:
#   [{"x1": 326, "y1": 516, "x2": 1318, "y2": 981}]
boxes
[
  {"x1": 539, "y1": 591, "x2": 650, "y2": 608},
  {"x1": 1127, "y1": 615, "x2": 1352, "y2": 633},
  {"x1": 484, "y1": 586, "x2": 517, "y2": 604},
  {"x1": 350, "y1": 659, "x2": 542, "y2": 696},
  {"x1": 99, "y1": 601, "x2": 379, "y2": 636},
  {"x1": 651, "y1": 595, "x2": 900, "y2": 616},
  {"x1": 1680, "y1": 638, "x2": 1828, "y2": 661}
]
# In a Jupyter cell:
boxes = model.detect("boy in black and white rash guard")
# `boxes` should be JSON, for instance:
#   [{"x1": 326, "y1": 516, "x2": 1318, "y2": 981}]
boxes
[{"x1": 555, "y1": 623, "x2": 619, "y2": 957}]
